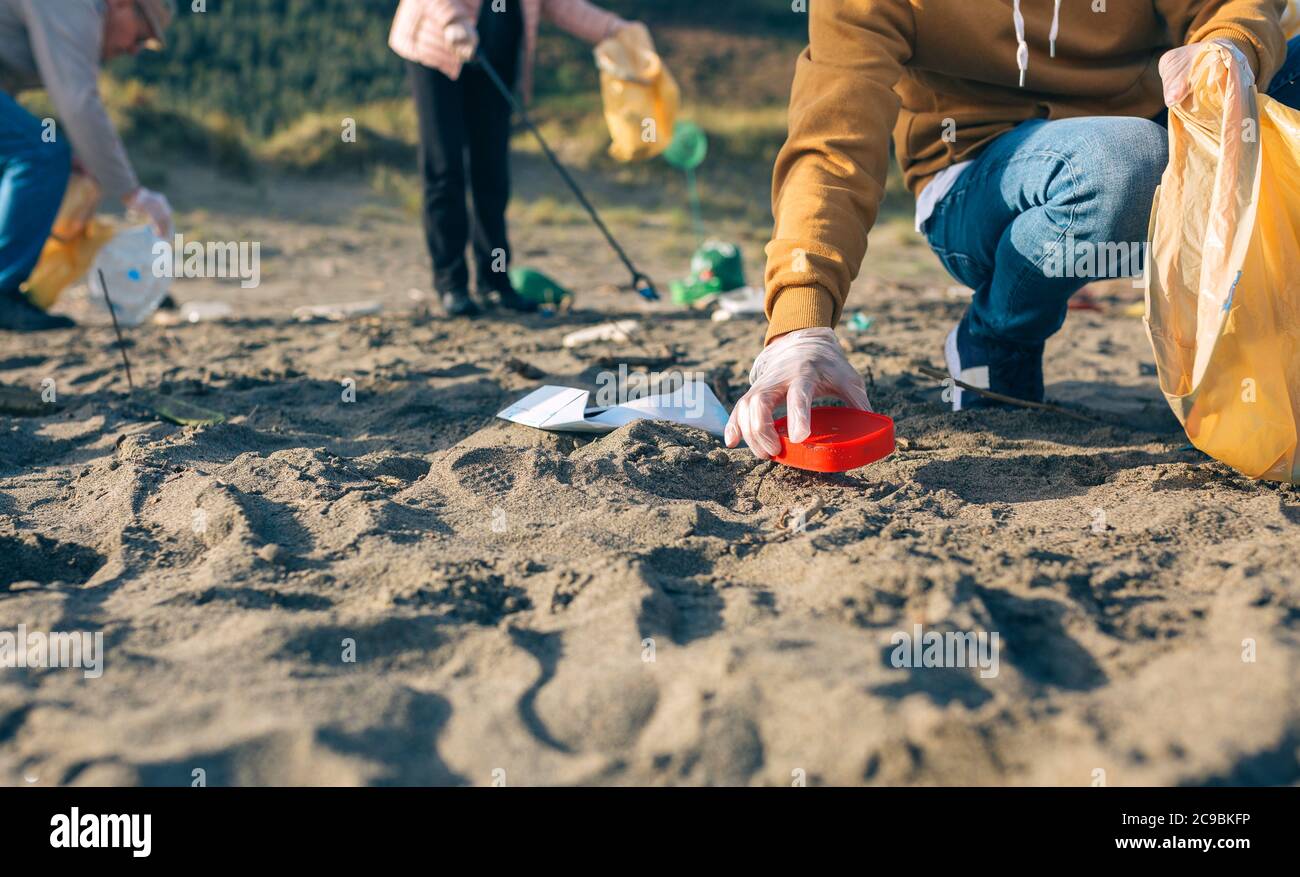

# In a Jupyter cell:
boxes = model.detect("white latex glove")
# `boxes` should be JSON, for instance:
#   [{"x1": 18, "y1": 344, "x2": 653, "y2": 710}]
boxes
[
  {"x1": 444, "y1": 20, "x2": 479, "y2": 62},
  {"x1": 124, "y1": 187, "x2": 173, "y2": 238},
  {"x1": 724, "y1": 327, "x2": 873, "y2": 460},
  {"x1": 1160, "y1": 38, "x2": 1254, "y2": 107}
]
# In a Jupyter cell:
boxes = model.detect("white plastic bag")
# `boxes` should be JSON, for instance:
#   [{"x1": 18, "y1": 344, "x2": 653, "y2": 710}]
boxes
[{"x1": 86, "y1": 225, "x2": 172, "y2": 327}]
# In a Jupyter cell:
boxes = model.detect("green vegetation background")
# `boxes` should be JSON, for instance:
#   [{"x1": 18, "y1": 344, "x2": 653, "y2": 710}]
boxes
[{"x1": 120, "y1": 0, "x2": 804, "y2": 137}]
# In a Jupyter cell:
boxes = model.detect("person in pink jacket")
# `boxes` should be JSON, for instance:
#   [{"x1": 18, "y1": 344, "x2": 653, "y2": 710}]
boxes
[{"x1": 389, "y1": 0, "x2": 634, "y2": 317}]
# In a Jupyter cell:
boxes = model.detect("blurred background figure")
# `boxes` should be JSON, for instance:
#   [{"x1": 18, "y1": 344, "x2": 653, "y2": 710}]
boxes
[
  {"x1": 0, "y1": 0, "x2": 175, "y2": 332},
  {"x1": 389, "y1": 0, "x2": 635, "y2": 317}
]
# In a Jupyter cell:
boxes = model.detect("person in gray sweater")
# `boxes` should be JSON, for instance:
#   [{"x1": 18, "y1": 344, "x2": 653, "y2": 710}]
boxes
[{"x1": 0, "y1": 0, "x2": 174, "y2": 332}]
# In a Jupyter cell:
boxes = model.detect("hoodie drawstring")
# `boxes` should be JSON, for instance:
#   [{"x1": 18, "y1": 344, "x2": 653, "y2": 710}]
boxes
[
  {"x1": 1050, "y1": 0, "x2": 1062, "y2": 58},
  {"x1": 1014, "y1": 0, "x2": 1064, "y2": 87},
  {"x1": 1013, "y1": 0, "x2": 1029, "y2": 87}
]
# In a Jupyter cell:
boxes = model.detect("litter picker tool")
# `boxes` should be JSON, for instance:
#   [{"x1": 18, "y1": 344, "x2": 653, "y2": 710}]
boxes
[
  {"x1": 472, "y1": 53, "x2": 660, "y2": 301},
  {"x1": 663, "y1": 121, "x2": 708, "y2": 243}
]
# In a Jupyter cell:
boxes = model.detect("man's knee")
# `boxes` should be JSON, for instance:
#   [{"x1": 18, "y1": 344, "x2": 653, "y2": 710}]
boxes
[
  {"x1": 1110, "y1": 117, "x2": 1167, "y2": 195},
  {"x1": 1073, "y1": 118, "x2": 1166, "y2": 244}
]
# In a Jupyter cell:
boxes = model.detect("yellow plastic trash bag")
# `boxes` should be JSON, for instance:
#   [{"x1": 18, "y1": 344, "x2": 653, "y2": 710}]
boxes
[
  {"x1": 1145, "y1": 44, "x2": 1300, "y2": 482},
  {"x1": 594, "y1": 22, "x2": 679, "y2": 162},
  {"x1": 21, "y1": 174, "x2": 114, "y2": 311}
]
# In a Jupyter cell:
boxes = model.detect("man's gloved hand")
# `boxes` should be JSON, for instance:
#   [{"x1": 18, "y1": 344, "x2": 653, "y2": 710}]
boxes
[
  {"x1": 724, "y1": 327, "x2": 873, "y2": 460},
  {"x1": 1160, "y1": 38, "x2": 1254, "y2": 107},
  {"x1": 124, "y1": 187, "x2": 173, "y2": 238},
  {"x1": 444, "y1": 19, "x2": 479, "y2": 62}
]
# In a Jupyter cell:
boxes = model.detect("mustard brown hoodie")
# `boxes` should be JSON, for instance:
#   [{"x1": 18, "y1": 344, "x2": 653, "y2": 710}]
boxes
[{"x1": 764, "y1": 0, "x2": 1288, "y2": 343}]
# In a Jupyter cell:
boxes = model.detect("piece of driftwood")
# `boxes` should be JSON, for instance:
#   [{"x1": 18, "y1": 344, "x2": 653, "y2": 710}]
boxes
[{"x1": 913, "y1": 364, "x2": 1102, "y2": 424}]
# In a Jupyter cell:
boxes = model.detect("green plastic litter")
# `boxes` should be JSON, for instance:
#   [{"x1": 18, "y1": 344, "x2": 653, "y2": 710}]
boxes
[
  {"x1": 149, "y1": 394, "x2": 226, "y2": 426},
  {"x1": 508, "y1": 267, "x2": 572, "y2": 307},
  {"x1": 672, "y1": 240, "x2": 745, "y2": 305},
  {"x1": 670, "y1": 275, "x2": 726, "y2": 305},
  {"x1": 848, "y1": 312, "x2": 876, "y2": 333}
]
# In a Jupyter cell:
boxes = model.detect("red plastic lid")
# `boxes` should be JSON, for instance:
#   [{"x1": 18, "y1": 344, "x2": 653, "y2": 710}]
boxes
[{"x1": 772, "y1": 407, "x2": 895, "y2": 473}]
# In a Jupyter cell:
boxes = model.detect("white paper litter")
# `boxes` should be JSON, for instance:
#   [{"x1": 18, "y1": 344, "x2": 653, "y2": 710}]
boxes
[
  {"x1": 497, "y1": 379, "x2": 729, "y2": 437},
  {"x1": 710, "y1": 286, "x2": 765, "y2": 322}
]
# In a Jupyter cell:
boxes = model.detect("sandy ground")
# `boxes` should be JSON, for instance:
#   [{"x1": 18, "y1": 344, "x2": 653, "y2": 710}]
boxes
[{"x1": 1, "y1": 167, "x2": 1298, "y2": 787}]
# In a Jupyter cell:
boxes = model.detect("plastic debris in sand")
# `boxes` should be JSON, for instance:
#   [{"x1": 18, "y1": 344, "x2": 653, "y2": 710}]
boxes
[
  {"x1": 772, "y1": 407, "x2": 895, "y2": 473},
  {"x1": 154, "y1": 301, "x2": 235, "y2": 326},
  {"x1": 847, "y1": 312, "x2": 876, "y2": 333},
  {"x1": 509, "y1": 267, "x2": 573, "y2": 311},
  {"x1": 562, "y1": 320, "x2": 640, "y2": 349},
  {"x1": 498, "y1": 380, "x2": 729, "y2": 437},
  {"x1": 710, "y1": 287, "x2": 765, "y2": 322},
  {"x1": 293, "y1": 300, "x2": 383, "y2": 322},
  {"x1": 671, "y1": 240, "x2": 745, "y2": 306}
]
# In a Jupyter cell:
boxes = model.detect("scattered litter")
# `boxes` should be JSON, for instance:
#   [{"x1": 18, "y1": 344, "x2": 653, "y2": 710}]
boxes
[
  {"x1": 293, "y1": 300, "x2": 383, "y2": 322},
  {"x1": 509, "y1": 267, "x2": 573, "y2": 310},
  {"x1": 1068, "y1": 289, "x2": 1105, "y2": 311},
  {"x1": 1123, "y1": 302, "x2": 1146, "y2": 318},
  {"x1": 147, "y1": 393, "x2": 226, "y2": 427},
  {"x1": 847, "y1": 311, "x2": 876, "y2": 333},
  {"x1": 710, "y1": 286, "x2": 765, "y2": 322},
  {"x1": 497, "y1": 380, "x2": 729, "y2": 437},
  {"x1": 180, "y1": 301, "x2": 234, "y2": 323},
  {"x1": 672, "y1": 240, "x2": 745, "y2": 306},
  {"x1": 562, "y1": 320, "x2": 640, "y2": 349}
]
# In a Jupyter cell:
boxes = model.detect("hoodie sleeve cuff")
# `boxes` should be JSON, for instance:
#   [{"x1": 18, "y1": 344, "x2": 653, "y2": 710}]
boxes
[
  {"x1": 1201, "y1": 26, "x2": 1264, "y2": 81},
  {"x1": 765, "y1": 285, "x2": 837, "y2": 345}
]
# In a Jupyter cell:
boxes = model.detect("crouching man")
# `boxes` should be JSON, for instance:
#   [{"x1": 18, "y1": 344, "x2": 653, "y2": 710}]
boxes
[
  {"x1": 0, "y1": 0, "x2": 175, "y2": 332},
  {"x1": 727, "y1": 0, "x2": 1300, "y2": 457}
]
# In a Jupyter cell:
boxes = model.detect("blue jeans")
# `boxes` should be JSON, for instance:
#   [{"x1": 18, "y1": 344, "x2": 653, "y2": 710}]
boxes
[
  {"x1": 0, "y1": 90, "x2": 71, "y2": 296},
  {"x1": 924, "y1": 35, "x2": 1300, "y2": 351}
]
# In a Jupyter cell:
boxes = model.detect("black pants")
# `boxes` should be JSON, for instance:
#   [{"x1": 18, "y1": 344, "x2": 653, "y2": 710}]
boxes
[{"x1": 409, "y1": 23, "x2": 520, "y2": 297}]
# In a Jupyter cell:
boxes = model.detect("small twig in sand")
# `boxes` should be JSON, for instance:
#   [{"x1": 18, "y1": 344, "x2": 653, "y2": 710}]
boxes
[
  {"x1": 764, "y1": 494, "x2": 827, "y2": 542},
  {"x1": 914, "y1": 363, "x2": 1100, "y2": 424}
]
